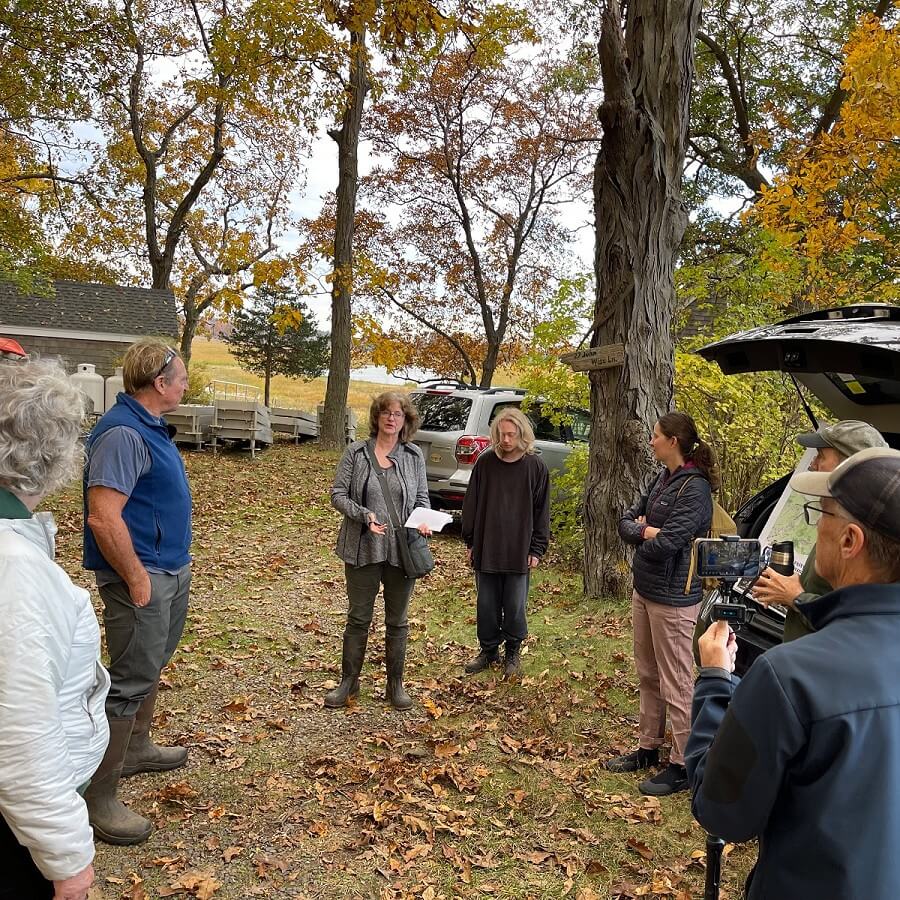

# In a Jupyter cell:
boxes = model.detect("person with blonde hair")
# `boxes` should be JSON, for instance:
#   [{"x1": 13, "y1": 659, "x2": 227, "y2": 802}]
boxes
[
  {"x1": 82, "y1": 338, "x2": 192, "y2": 845},
  {"x1": 327, "y1": 391, "x2": 432, "y2": 710},
  {"x1": 1, "y1": 358, "x2": 110, "y2": 900},
  {"x1": 461, "y1": 407, "x2": 550, "y2": 677}
]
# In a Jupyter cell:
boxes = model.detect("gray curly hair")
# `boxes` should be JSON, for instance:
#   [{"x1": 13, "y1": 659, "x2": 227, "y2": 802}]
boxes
[{"x1": 0, "y1": 357, "x2": 86, "y2": 496}]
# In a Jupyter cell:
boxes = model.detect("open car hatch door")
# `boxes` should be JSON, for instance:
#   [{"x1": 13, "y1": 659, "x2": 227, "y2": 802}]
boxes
[{"x1": 698, "y1": 304, "x2": 900, "y2": 444}]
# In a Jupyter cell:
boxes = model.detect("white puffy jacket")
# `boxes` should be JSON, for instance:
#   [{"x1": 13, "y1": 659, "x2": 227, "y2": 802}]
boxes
[{"x1": 0, "y1": 514, "x2": 110, "y2": 881}]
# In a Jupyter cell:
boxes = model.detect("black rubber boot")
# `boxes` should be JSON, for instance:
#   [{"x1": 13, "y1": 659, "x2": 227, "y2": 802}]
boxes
[
  {"x1": 464, "y1": 648, "x2": 500, "y2": 674},
  {"x1": 384, "y1": 629, "x2": 412, "y2": 710},
  {"x1": 606, "y1": 747, "x2": 660, "y2": 773},
  {"x1": 122, "y1": 683, "x2": 188, "y2": 777},
  {"x1": 324, "y1": 629, "x2": 368, "y2": 708},
  {"x1": 84, "y1": 716, "x2": 153, "y2": 845}
]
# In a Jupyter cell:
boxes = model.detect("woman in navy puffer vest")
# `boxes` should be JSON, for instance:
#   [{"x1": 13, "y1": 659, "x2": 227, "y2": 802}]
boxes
[{"x1": 608, "y1": 412, "x2": 717, "y2": 797}]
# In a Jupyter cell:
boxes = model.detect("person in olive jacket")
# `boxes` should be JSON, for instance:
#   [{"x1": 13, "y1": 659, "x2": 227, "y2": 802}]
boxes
[{"x1": 608, "y1": 411, "x2": 716, "y2": 796}]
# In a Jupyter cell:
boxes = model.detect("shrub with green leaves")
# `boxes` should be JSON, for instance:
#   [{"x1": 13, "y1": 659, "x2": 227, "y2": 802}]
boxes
[
  {"x1": 548, "y1": 442, "x2": 588, "y2": 568},
  {"x1": 183, "y1": 362, "x2": 212, "y2": 404},
  {"x1": 673, "y1": 351, "x2": 813, "y2": 512}
]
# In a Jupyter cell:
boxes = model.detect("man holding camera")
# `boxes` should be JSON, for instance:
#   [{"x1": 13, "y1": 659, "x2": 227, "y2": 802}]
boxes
[
  {"x1": 753, "y1": 419, "x2": 886, "y2": 640},
  {"x1": 688, "y1": 447, "x2": 900, "y2": 899}
]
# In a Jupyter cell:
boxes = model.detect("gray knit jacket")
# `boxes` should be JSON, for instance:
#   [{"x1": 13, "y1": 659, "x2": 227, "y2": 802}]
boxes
[{"x1": 331, "y1": 439, "x2": 430, "y2": 567}]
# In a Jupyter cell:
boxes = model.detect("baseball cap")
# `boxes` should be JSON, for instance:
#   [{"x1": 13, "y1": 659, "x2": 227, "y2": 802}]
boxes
[
  {"x1": 796, "y1": 420, "x2": 887, "y2": 458},
  {"x1": 0, "y1": 337, "x2": 27, "y2": 359},
  {"x1": 790, "y1": 447, "x2": 900, "y2": 541}
]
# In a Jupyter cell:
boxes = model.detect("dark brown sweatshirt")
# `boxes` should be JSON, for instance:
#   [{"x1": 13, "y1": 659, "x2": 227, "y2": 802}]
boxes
[{"x1": 461, "y1": 449, "x2": 550, "y2": 574}]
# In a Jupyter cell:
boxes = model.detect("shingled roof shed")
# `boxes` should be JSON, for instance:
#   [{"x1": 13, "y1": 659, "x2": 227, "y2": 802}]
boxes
[{"x1": 0, "y1": 280, "x2": 178, "y2": 376}]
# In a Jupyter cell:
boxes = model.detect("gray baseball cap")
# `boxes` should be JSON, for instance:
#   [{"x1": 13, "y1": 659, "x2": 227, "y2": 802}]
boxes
[
  {"x1": 790, "y1": 447, "x2": 900, "y2": 541},
  {"x1": 796, "y1": 420, "x2": 887, "y2": 458}
]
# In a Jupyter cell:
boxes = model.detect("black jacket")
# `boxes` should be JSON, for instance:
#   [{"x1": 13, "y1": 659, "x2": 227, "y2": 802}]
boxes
[
  {"x1": 618, "y1": 465, "x2": 712, "y2": 606},
  {"x1": 687, "y1": 583, "x2": 900, "y2": 899}
]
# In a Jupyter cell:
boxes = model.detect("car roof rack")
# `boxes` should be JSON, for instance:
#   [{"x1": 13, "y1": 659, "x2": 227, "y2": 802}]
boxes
[
  {"x1": 414, "y1": 380, "x2": 528, "y2": 396},
  {"x1": 417, "y1": 379, "x2": 471, "y2": 390},
  {"x1": 482, "y1": 386, "x2": 527, "y2": 395}
]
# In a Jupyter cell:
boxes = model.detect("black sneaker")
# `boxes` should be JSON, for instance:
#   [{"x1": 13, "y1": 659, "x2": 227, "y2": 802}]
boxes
[
  {"x1": 605, "y1": 747, "x2": 659, "y2": 773},
  {"x1": 639, "y1": 763, "x2": 688, "y2": 796}
]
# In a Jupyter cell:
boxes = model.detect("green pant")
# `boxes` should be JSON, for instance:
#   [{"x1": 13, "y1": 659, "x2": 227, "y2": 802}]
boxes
[
  {"x1": 344, "y1": 562, "x2": 415, "y2": 640},
  {"x1": 100, "y1": 568, "x2": 191, "y2": 718}
]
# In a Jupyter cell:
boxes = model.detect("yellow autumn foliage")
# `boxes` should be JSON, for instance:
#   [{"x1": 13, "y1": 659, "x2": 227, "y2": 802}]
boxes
[{"x1": 755, "y1": 9, "x2": 899, "y2": 305}]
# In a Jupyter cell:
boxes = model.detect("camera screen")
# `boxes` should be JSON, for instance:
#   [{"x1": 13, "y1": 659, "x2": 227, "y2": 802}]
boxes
[{"x1": 695, "y1": 538, "x2": 763, "y2": 579}]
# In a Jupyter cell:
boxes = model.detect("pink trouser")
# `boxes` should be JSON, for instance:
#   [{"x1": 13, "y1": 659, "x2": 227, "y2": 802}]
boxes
[{"x1": 632, "y1": 590, "x2": 699, "y2": 766}]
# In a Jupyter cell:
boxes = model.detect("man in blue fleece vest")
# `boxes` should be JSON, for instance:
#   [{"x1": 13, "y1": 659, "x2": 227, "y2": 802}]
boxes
[
  {"x1": 688, "y1": 448, "x2": 900, "y2": 899},
  {"x1": 83, "y1": 339, "x2": 192, "y2": 846}
]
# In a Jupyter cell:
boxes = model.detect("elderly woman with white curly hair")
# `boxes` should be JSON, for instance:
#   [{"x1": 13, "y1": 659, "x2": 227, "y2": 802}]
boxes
[{"x1": 0, "y1": 358, "x2": 110, "y2": 900}]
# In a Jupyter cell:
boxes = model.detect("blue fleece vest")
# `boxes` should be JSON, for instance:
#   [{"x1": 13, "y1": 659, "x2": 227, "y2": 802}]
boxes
[{"x1": 83, "y1": 393, "x2": 192, "y2": 571}]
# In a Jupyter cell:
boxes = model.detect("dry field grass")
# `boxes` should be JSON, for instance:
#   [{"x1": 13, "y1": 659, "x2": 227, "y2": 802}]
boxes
[{"x1": 189, "y1": 339, "x2": 411, "y2": 421}]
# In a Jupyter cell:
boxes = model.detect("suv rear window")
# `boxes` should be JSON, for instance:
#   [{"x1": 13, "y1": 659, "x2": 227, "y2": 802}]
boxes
[
  {"x1": 826, "y1": 372, "x2": 900, "y2": 405},
  {"x1": 413, "y1": 394, "x2": 473, "y2": 431},
  {"x1": 487, "y1": 401, "x2": 522, "y2": 425}
]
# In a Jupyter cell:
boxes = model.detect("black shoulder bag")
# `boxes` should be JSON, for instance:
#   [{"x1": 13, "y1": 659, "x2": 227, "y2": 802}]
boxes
[{"x1": 364, "y1": 445, "x2": 434, "y2": 579}]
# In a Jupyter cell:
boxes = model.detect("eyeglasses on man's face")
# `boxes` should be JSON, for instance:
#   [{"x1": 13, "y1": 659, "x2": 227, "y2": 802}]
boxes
[
  {"x1": 802, "y1": 501, "x2": 843, "y2": 526},
  {"x1": 380, "y1": 409, "x2": 405, "y2": 420},
  {"x1": 154, "y1": 347, "x2": 177, "y2": 381}
]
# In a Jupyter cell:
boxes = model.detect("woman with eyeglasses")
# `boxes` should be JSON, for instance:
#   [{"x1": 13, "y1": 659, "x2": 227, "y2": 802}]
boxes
[
  {"x1": 1, "y1": 358, "x2": 110, "y2": 900},
  {"x1": 609, "y1": 411, "x2": 717, "y2": 797},
  {"x1": 326, "y1": 392, "x2": 431, "y2": 710}
]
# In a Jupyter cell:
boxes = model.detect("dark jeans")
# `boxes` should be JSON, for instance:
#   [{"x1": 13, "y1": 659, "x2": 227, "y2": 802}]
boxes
[
  {"x1": 100, "y1": 568, "x2": 191, "y2": 718},
  {"x1": 0, "y1": 813, "x2": 53, "y2": 899},
  {"x1": 475, "y1": 571, "x2": 529, "y2": 652},
  {"x1": 344, "y1": 562, "x2": 415, "y2": 640}
]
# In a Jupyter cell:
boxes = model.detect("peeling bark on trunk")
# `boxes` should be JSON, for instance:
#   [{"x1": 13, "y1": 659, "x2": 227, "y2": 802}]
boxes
[
  {"x1": 179, "y1": 302, "x2": 198, "y2": 367},
  {"x1": 583, "y1": 0, "x2": 702, "y2": 599},
  {"x1": 321, "y1": 29, "x2": 368, "y2": 450}
]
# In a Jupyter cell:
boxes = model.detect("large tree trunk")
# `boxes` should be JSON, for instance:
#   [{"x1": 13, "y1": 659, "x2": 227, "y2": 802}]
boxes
[
  {"x1": 179, "y1": 299, "x2": 199, "y2": 367},
  {"x1": 264, "y1": 320, "x2": 273, "y2": 407},
  {"x1": 478, "y1": 338, "x2": 500, "y2": 389},
  {"x1": 583, "y1": 0, "x2": 701, "y2": 598},
  {"x1": 178, "y1": 283, "x2": 213, "y2": 369},
  {"x1": 320, "y1": 29, "x2": 368, "y2": 450}
]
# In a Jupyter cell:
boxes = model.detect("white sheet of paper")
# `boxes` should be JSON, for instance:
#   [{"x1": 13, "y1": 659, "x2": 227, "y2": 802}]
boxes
[{"x1": 404, "y1": 507, "x2": 454, "y2": 532}]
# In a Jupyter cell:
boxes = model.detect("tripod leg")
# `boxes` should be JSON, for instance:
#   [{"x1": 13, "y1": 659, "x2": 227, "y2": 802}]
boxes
[{"x1": 704, "y1": 834, "x2": 726, "y2": 900}]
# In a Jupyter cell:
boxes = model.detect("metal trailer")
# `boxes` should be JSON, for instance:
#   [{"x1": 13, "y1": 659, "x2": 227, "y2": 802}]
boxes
[
  {"x1": 209, "y1": 382, "x2": 273, "y2": 458},
  {"x1": 167, "y1": 404, "x2": 215, "y2": 449},
  {"x1": 269, "y1": 406, "x2": 319, "y2": 443}
]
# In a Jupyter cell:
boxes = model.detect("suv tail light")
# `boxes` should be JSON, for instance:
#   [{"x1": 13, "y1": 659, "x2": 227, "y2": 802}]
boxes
[{"x1": 455, "y1": 435, "x2": 491, "y2": 465}]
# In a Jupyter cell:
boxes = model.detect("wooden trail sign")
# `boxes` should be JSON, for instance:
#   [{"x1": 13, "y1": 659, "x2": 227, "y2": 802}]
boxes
[{"x1": 559, "y1": 343, "x2": 626, "y2": 372}]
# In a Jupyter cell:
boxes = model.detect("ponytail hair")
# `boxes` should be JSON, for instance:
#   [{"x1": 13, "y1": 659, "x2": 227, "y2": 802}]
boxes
[{"x1": 657, "y1": 410, "x2": 721, "y2": 491}]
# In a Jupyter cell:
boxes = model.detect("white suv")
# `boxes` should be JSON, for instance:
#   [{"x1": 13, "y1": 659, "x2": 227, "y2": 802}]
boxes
[{"x1": 409, "y1": 382, "x2": 590, "y2": 512}]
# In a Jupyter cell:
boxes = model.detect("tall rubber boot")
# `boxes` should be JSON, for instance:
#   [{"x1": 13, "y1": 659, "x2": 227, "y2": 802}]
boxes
[
  {"x1": 84, "y1": 716, "x2": 153, "y2": 845},
  {"x1": 385, "y1": 629, "x2": 412, "y2": 710},
  {"x1": 324, "y1": 629, "x2": 368, "y2": 708},
  {"x1": 122, "y1": 683, "x2": 188, "y2": 777}
]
